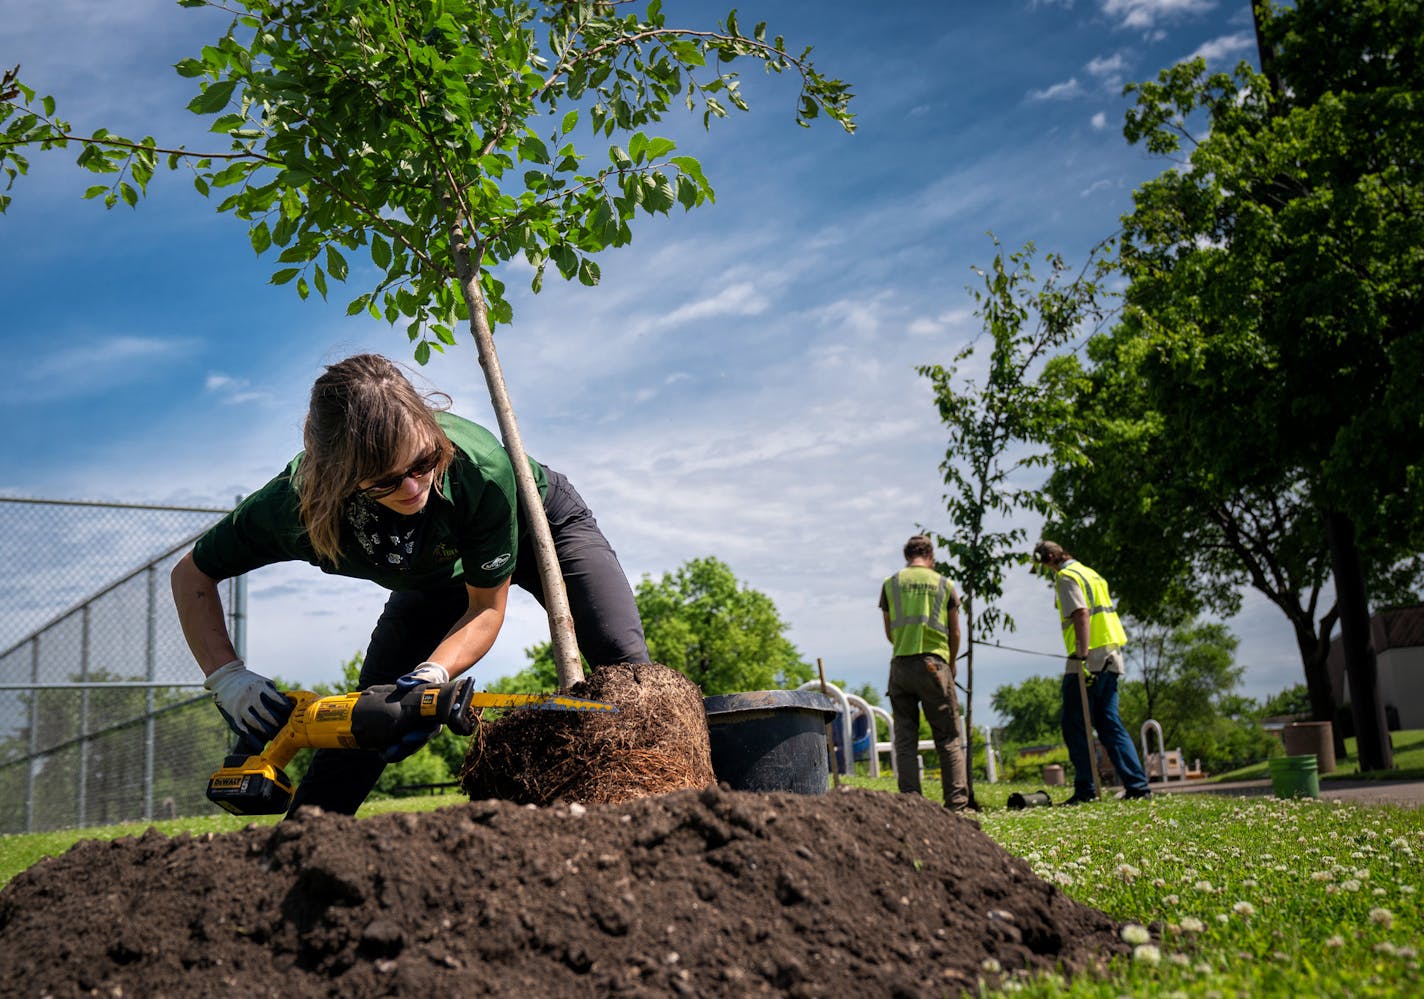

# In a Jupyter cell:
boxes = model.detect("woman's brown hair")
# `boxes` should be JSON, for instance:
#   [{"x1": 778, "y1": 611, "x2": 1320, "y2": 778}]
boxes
[{"x1": 296, "y1": 354, "x2": 454, "y2": 566}]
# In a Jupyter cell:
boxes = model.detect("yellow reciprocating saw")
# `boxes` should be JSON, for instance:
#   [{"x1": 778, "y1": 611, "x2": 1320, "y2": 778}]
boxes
[{"x1": 206, "y1": 676, "x2": 615, "y2": 815}]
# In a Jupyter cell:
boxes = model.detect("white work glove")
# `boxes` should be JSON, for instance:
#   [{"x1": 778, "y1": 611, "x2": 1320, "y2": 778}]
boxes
[
  {"x1": 204, "y1": 659, "x2": 294, "y2": 745},
  {"x1": 393, "y1": 661, "x2": 450, "y2": 691}
]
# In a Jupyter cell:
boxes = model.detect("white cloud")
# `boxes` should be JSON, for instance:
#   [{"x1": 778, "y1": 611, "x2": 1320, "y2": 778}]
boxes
[
  {"x1": 1102, "y1": 0, "x2": 1216, "y2": 30},
  {"x1": 5, "y1": 336, "x2": 188, "y2": 402},
  {"x1": 1028, "y1": 78, "x2": 1085, "y2": 102},
  {"x1": 1091, "y1": 111, "x2": 1109, "y2": 130},
  {"x1": 205, "y1": 372, "x2": 269, "y2": 405},
  {"x1": 906, "y1": 308, "x2": 975, "y2": 338},
  {"x1": 1086, "y1": 53, "x2": 1128, "y2": 78},
  {"x1": 1189, "y1": 32, "x2": 1254, "y2": 66},
  {"x1": 657, "y1": 281, "x2": 770, "y2": 326}
]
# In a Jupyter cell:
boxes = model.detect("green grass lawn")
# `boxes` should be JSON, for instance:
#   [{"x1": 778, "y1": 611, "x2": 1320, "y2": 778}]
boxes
[
  {"x1": 1213, "y1": 728, "x2": 1424, "y2": 782},
  {"x1": 3, "y1": 752, "x2": 1423, "y2": 997}
]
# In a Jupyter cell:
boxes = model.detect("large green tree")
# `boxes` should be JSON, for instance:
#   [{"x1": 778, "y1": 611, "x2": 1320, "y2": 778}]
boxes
[
  {"x1": 1046, "y1": 0, "x2": 1423, "y2": 770},
  {"x1": 496, "y1": 556, "x2": 811, "y2": 695},
  {"x1": 1, "y1": 0, "x2": 853, "y2": 688},
  {"x1": 988, "y1": 674, "x2": 1060, "y2": 747}
]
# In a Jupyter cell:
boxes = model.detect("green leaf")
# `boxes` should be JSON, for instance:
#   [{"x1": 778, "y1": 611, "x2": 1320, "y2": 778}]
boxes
[
  {"x1": 210, "y1": 113, "x2": 245, "y2": 134},
  {"x1": 551, "y1": 243, "x2": 578, "y2": 279},
  {"x1": 519, "y1": 135, "x2": 550, "y2": 164},
  {"x1": 371, "y1": 234, "x2": 391, "y2": 270},
  {"x1": 414, "y1": 340, "x2": 431, "y2": 365},
  {"x1": 270, "y1": 268, "x2": 300, "y2": 286},
  {"x1": 325, "y1": 245, "x2": 348, "y2": 281},
  {"x1": 577, "y1": 257, "x2": 600, "y2": 287},
  {"x1": 561, "y1": 110, "x2": 579, "y2": 134},
  {"x1": 250, "y1": 221, "x2": 272, "y2": 255},
  {"x1": 187, "y1": 78, "x2": 237, "y2": 116}
]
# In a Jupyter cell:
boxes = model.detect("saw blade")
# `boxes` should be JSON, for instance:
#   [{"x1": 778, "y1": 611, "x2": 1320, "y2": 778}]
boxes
[{"x1": 466, "y1": 692, "x2": 618, "y2": 713}]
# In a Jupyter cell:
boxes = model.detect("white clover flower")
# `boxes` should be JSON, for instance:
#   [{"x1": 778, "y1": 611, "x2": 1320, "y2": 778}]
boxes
[
  {"x1": 1216, "y1": 914, "x2": 1230, "y2": 924},
  {"x1": 1121, "y1": 924, "x2": 1152, "y2": 945},
  {"x1": 1375, "y1": 942, "x2": 1400, "y2": 957},
  {"x1": 1232, "y1": 901, "x2": 1256, "y2": 917},
  {"x1": 1390, "y1": 837, "x2": 1410, "y2": 850},
  {"x1": 1153, "y1": 878, "x2": 1167, "y2": 889},
  {"x1": 1242, "y1": 878, "x2": 1258, "y2": 888},
  {"x1": 1326, "y1": 935, "x2": 1345, "y2": 948},
  {"x1": 1164, "y1": 894, "x2": 1180, "y2": 906},
  {"x1": 1369, "y1": 907, "x2": 1394, "y2": 929},
  {"x1": 1311, "y1": 871, "x2": 1333, "y2": 882},
  {"x1": 1402, "y1": 885, "x2": 1417, "y2": 895},
  {"x1": 1053, "y1": 871, "x2": 1075, "y2": 886},
  {"x1": 1194, "y1": 880, "x2": 1216, "y2": 894},
  {"x1": 1341, "y1": 879, "x2": 1362, "y2": 892},
  {"x1": 981, "y1": 957, "x2": 1002, "y2": 974},
  {"x1": 1374, "y1": 888, "x2": 1388, "y2": 897},
  {"x1": 1169, "y1": 954, "x2": 1191, "y2": 968},
  {"x1": 1116, "y1": 864, "x2": 1140, "y2": 882},
  {"x1": 1195, "y1": 962, "x2": 1214, "y2": 976},
  {"x1": 1133, "y1": 944, "x2": 1162, "y2": 965},
  {"x1": 1180, "y1": 917, "x2": 1205, "y2": 933}
]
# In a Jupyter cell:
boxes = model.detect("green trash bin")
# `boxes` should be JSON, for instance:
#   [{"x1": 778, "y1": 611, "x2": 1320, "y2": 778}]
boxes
[{"x1": 1268, "y1": 754, "x2": 1320, "y2": 799}]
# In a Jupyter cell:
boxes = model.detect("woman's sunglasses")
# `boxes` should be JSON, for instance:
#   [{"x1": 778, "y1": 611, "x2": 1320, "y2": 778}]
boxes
[{"x1": 360, "y1": 448, "x2": 443, "y2": 499}]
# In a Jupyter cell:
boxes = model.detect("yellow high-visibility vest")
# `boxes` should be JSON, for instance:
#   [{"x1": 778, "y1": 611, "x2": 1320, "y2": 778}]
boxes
[
  {"x1": 883, "y1": 566, "x2": 954, "y2": 658},
  {"x1": 1055, "y1": 561, "x2": 1127, "y2": 652}
]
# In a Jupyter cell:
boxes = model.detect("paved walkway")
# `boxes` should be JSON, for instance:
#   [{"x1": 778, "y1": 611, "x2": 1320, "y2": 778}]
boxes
[{"x1": 1141, "y1": 776, "x2": 1424, "y2": 809}]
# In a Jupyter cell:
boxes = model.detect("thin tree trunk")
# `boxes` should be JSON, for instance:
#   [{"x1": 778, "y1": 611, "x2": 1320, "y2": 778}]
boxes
[
  {"x1": 1326, "y1": 510, "x2": 1392, "y2": 771},
  {"x1": 450, "y1": 236, "x2": 582, "y2": 687}
]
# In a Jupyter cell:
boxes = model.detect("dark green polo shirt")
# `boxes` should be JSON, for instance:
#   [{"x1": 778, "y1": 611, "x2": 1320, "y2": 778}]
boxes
[{"x1": 192, "y1": 412, "x2": 547, "y2": 590}]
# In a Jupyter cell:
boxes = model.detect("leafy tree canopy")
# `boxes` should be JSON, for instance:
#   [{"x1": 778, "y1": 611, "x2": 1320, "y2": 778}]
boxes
[
  {"x1": 1, "y1": 0, "x2": 853, "y2": 360},
  {"x1": 989, "y1": 674, "x2": 1060, "y2": 747},
  {"x1": 505, "y1": 556, "x2": 811, "y2": 695}
]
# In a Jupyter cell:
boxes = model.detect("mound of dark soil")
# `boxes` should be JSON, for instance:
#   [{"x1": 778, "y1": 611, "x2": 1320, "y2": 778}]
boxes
[
  {"x1": 0, "y1": 787, "x2": 1125, "y2": 997},
  {"x1": 462, "y1": 663, "x2": 715, "y2": 805}
]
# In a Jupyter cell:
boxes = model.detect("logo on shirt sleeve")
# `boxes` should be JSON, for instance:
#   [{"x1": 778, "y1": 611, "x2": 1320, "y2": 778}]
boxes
[{"x1": 481, "y1": 553, "x2": 512, "y2": 571}]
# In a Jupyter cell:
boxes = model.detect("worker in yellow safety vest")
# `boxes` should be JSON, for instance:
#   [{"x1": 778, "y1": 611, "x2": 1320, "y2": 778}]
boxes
[
  {"x1": 879, "y1": 535, "x2": 970, "y2": 812},
  {"x1": 1032, "y1": 540, "x2": 1151, "y2": 803}
]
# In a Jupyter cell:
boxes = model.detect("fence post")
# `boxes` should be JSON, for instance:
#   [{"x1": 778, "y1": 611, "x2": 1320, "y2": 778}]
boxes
[
  {"x1": 26, "y1": 636, "x2": 39, "y2": 833},
  {"x1": 143, "y1": 566, "x2": 158, "y2": 823},
  {"x1": 79, "y1": 605, "x2": 91, "y2": 828}
]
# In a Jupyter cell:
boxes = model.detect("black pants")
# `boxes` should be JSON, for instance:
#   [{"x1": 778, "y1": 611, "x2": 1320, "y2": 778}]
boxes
[{"x1": 287, "y1": 468, "x2": 648, "y2": 815}]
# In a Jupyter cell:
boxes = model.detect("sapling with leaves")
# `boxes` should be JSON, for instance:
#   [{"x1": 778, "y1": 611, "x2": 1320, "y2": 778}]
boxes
[
  {"x1": 918, "y1": 237, "x2": 1105, "y2": 799},
  {"x1": 0, "y1": 0, "x2": 855, "y2": 687}
]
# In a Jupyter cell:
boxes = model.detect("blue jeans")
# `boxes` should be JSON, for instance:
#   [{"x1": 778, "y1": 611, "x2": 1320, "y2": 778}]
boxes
[{"x1": 1061, "y1": 671, "x2": 1149, "y2": 797}]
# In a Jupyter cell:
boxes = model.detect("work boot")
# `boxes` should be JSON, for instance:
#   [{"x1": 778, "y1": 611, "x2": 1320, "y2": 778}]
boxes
[
  {"x1": 1122, "y1": 787, "x2": 1153, "y2": 800},
  {"x1": 1062, "y1": 793, "x2": 1097, "y2": 805}
]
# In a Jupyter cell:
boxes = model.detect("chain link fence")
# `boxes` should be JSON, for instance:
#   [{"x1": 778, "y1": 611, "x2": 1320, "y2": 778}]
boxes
[{"x1": 0, "y1": 497, "x2": 244, "y2": 834}]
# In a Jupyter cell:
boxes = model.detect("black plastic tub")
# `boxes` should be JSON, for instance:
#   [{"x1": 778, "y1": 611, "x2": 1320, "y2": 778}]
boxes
[{"x1": 702, "y1": 689, "x2": 838, "y2": 795}]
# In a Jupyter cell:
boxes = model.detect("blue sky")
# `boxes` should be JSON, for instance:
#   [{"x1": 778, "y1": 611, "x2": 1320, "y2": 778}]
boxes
[{"x1": 3, "y1": 0, "x2": 1300, "y2": 728}]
